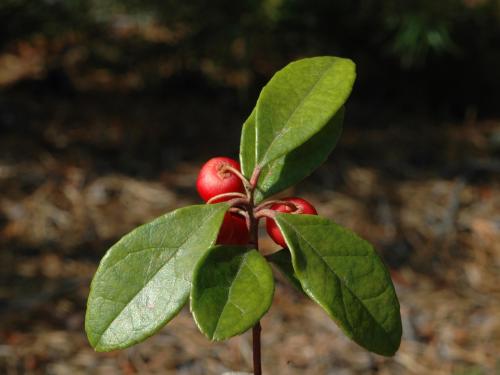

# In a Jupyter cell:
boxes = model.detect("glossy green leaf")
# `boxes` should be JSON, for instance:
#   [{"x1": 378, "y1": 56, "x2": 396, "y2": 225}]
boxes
[
  {"x1": 191, "y1": 245, "x2": 274, "y2": 341},
  {"x1": 85, "y1": 203, "x2": 228, "y2": 352},
  {"x1": 240, "y1": 107, "x2": 256, "y2": 179},
  {"x1": 240, "y1": 106, "x2": 344, "y2": 203},
  {"x1": 255, "y1": 56, "x2": 355, "y2": 167},
  {"x1": 274, "y1": 213, "x2": 402, "y2": 356},
  {"x1": 267, "y1": 249, "x2": 305, "y2": 294},
  {"x1": 255, "y1": 107, "x2": 344, "y2": 202}
]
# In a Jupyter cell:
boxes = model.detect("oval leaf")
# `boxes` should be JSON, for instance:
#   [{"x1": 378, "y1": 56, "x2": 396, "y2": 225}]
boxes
[
  {"x1": 255, "y1": 56, "x2": 355, "y2": 167},
  {"x1": 241, "y1": 105, "x2": 344, "y2": 203},
  {"x1": 263, "y1": 108, "x2": 345, "y2": 202},
  {"x1": 191, "y1": 245, "x2": 274, "y2": 341},
  {"x1": 255, "y1": 107, "x2": 343, "y2": 202},
  {"x1": 274, "y1": 213, "x2": 402, "y2": 356},
  {"x1": 240, "y1": 107, "x2": 256, "y2": 179},
  {"x1": 85, "y1": 203, "x2": 228, "y2": 352}
]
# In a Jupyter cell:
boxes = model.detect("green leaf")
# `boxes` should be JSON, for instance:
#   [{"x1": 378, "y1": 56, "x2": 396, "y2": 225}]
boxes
[
  {"x1": 274, "y1": 214, "x2": 402, "y2": 356},
  {"x1": 255, "y1": 56, "x2": 355, "y2": 167},
  {"x1": 191, "y1": 245, "x2": 274, "y2": 341},
  {"x1": 240, "y1": 107, "x2": 256, "y2": 179},
  {"x1": 257, "y1": 108, "x2": 344, "y2": 202},
  {"x1": 240, "y1": 105, "x2": 344, "y2": 202},
  {"x1": 266, "y1": 249, "x2": 304, "y2": 294},
  {"x1": 85, "y1": 203, "x2": 228, "y2": 352}
]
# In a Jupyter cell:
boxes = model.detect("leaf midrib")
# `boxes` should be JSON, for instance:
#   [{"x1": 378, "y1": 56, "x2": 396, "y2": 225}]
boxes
[
  {"x1": 257, "y1": 59, "x2": 336, "y2": 166},
  {"x1": 278, "y1": 218, "x2": 395, "y2": 343},
  {"x1": 212, "y1": 254, "x2": 249, "y2": 338},
  {"x1": 93, "y1": 208, "x2": 223, "y2": 347}
]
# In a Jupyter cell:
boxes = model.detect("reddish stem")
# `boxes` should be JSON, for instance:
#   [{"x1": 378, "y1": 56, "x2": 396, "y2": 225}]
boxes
[
  {"x1": 254, "y1": 208, "x2": 277, "y2": 220},
  {"x1": 255, "y1": 200, "x2": 298, "y2": 213},
  {"x1": 249, "y1": 167, "x2": 262, "y2": 193},
  {"x1": 246, "y1": 170, "x2": 262, "y2": 375},
  {"x1": 252, "y1": 322, "x2": 262, "y2": 375},
  {"x1": 228, "y1": 207, "x2": 249, "y2": 218},
  {"x1": 222, "y1": 165, "x2": 252, "y2": 195},
  {"x1": 206, "y1": 192, "x2": 247, "y2": 204},
  {"x1": 225, "y1": 197, "x2": 251, "y2": 209}
]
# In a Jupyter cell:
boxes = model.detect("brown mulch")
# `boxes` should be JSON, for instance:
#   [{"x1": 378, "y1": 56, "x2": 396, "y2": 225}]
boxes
[{"x1": 1, "y1": 100, "x2": 499, "y2": 374}]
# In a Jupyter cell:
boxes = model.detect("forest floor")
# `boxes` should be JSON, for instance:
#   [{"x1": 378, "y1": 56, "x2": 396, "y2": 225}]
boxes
[{"x1": 0, "y1": 91, "x2": 499, "y2": 375}]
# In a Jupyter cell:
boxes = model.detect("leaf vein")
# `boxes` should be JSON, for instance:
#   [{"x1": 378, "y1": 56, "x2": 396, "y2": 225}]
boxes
[
  {"x1": 258, "y1": 60, "x2": 337, "y2": 165},
  {"x1": 281, "y1": 219, "x2": 394, "y2": 340},
  {"x1": 94, "y1": 208, "x2": 223, "y2": 347},
  {"x1": 212, "y1": 255, "x2": 248, "y2": 337}
]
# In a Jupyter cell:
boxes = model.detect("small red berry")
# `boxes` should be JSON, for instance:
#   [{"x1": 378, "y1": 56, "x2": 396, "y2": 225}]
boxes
[
  {"x1": 266, "y1": 197, "x2": 317, "y2": 248},
  {"x1": 217, "y1": 213, "x2": 250, "y2": 245},
  {"x1": 196, "y1": 157, "x2": 245, "y2": 202}
]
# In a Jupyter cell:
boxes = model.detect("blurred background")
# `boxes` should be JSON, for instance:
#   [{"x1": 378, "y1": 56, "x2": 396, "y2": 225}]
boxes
[{"x1": 1, "y1": 1, "x2": 499, "y2": 374}]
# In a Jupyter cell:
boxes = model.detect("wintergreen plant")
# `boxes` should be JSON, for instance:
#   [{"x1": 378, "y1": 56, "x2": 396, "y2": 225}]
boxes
[{"x1": 85, "y1": 56, "x2": 402, "y2": 374}]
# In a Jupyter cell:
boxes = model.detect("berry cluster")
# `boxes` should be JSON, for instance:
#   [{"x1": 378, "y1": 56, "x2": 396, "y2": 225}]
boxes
[{"x1": 196, "y1": 156, "x2": 317, "y2": 247}]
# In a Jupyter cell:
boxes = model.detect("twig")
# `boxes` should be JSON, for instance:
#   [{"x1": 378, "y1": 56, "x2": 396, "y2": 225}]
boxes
[
  {"x1": 255, "y1": 200, "x2": 297, "y2": 212},
  {"x1": 246, "y1": 173, "x2": 262, "y2": 375},
  {"x1": 229, "y1": 207, "x2": 249, "y2": 218},
  {"x1": 223, "y1": 165, "x2": 253, "y2": 194},
  {"x1": 207, "y1": 192, "x2": 247, "y2": 204},
  {"x1": 252, "y1": 322, "x2": 262, "y2": 375},
  {"x1": 254, "y1": 208, "x2": 277, "y2": 220}
]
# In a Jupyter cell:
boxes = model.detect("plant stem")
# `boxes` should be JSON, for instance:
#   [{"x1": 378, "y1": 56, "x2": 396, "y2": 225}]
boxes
[
  {"x1": 247, "y1": 207, "x2": 262, "y2": 375},
  {"x1": 206, "y1": 192, "x2": 247, "y2": 204},
  {"x1": 247, "y1": 173, "x2": 262, "y2": 375},
  {"x1": 252, "y1": 322, "x2": 262, "y2": 375},
  {"x1": 254, "y1": 208, "x2": 276, "y2": 220},
  {"x1": 222, "y1": 165, "x2": 253, "y2": 194},
  {"x1": 255, "y1": 200, "x2": 298, "y2": 212}
]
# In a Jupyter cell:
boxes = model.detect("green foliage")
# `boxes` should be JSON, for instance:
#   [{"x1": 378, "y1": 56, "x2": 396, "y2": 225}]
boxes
[
  {"x1": 274, "y1": 213, "x2": 402, "y2": 356},
  {"x1": 191, "y1": 245, "x2": 274, "y2": 340},
  {"x1": 240, "y1": 108, "x2": 257, "y2": 179},
  {"x1": 267, "y1": 249, "x2": 304, "y2": 294},
  {"x1": 85, "y1": 55, "x2": 402, "y2": 362},
  {"x1": 241, "y1": 105, "x2": 344, "y2": 203},
  {"x1": 252, "y1": 56, "x2": 355, "y2": 167},
  {"x1": 85, "y1": 203, "x2": 228, "y2": 351}
]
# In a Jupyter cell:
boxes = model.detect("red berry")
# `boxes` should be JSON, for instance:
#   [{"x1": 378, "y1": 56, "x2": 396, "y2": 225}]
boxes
[
  {"x1": 266, "y1": 197, "x2": 317, "y2": 248},
  {"x1": 196, "y1": 157, "x2": 245, "y2": 202},
  {"x1": 217, "y1": 213, "x2": 250, "y2": 245}
]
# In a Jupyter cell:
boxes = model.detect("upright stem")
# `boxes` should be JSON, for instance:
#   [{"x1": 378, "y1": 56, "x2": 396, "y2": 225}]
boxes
[
  {"x1": 247, "y1": 169, "x2": 262, "y2": 375},
  {"x1": 252, "y1": 323, "x2": 262, "y2": 375},
  {"x1": 249, "y1": 222, "x2": 262, "y2": 375},
  {"x1": 248, "y1": 208, "x2": 262, "y2": 375}
]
